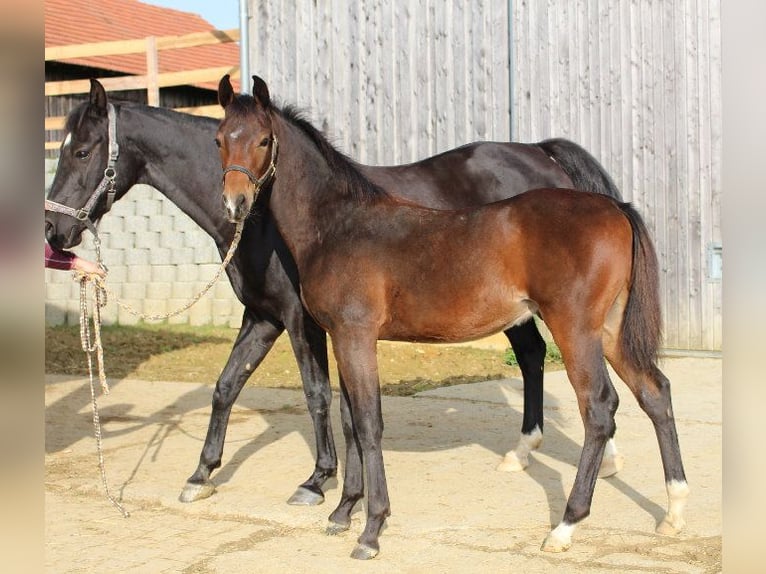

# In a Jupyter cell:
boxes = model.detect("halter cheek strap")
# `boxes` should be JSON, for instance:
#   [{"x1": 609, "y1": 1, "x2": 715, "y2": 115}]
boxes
[
  {"x1": 45, "y1": 103, "x2": 120, "y2": 235},
  {"x1": 221, "y1": 135, "x2": 279, "y2": 203}
]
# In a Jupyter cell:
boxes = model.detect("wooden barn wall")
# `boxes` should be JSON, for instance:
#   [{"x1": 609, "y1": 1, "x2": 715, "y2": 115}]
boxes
[
  {"x1": 247, "y1": 0, "x2": 512, "y2": 164},
  {"x1": 511, "y1": 0, "x2": 722, "y2": 351},
  {"x1": 246, "y1": 0, "x2": 722, "y2": 351}
]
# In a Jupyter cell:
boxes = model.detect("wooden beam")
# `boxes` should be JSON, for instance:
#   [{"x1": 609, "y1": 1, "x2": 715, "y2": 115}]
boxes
[
  {"x1": 45, "y1": 116, "x2": 66, "y2": 131},
  {"x1": 45, "y1": 28, "x2": 240, "y2": 61},
  {"x1": 45, "y1": 67, "x2": 240, "y2": 97},
  {"x1": 174, "y1": 105, "x2": 224, "y2": 118}
]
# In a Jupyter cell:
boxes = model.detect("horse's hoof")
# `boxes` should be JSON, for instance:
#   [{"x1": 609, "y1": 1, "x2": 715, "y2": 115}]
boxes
[
  {"x1": 326, "y1": 520, "x2": 350, "y2": 536},
  {"x1": 287, "y1": 486, "x2": 325, "y2": 506},
  {"x1": 179, "y1": 481, "x2": 216, "y2": 503},
  {"x1": 350, "y1": 543, "x2": 379, "y2": 560},
  {"x1": 656, "y1": 515, "x2": 685, "y2": 536},
  {"x1": 496, "y1": 451, "x2": 527, "y2": 472},
  {"x1": 598, "y1": 452, "x2": 625, "y2": 478},
  {"x1": 541, "y1": 530, "x2": 572, "y2": 553}
]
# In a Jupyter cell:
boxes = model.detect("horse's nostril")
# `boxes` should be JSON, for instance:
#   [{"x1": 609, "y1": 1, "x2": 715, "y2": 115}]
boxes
[
  {"x1": 45, "y1": 220, "x2": 55, "y2": 243},
  {"x1": 236, "y1": 195, "x2": 247, "y2": 209}
]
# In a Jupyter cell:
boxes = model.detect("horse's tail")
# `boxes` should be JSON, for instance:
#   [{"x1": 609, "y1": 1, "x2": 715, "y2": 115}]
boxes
[
  {"x1": 537, "y1": 138, "x2": 623, "y2": 201},
  {"x1": 618, "y1": 202, "x2": 663, "y2": 374}
]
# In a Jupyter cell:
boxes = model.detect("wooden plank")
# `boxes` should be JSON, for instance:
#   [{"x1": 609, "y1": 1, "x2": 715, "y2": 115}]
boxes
[
  {"x1": 146, "y1": 36, "x2": 160, "y2": 106},
  {"x1": 45, "y1": 67, "x2": 240, "y2": 96},
  {"x1": 174, "y1": 104, "x2": 223, "y2": 117},
  {"x1": 45, "y1": 28, "x2": 240, "y2": 61},
  {"x1": 45, "y1": 116, "x2": 66, "y2": 130}
]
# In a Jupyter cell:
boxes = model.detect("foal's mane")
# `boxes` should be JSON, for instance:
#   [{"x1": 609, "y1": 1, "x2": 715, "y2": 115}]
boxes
[{"x1": 276, "y1": 104, "x2": 386, "y2": 201}]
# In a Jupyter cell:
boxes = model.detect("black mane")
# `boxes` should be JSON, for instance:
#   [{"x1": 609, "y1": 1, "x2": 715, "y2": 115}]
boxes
[
  {"x1": 67, "y1": 98, "x2": 217, "y2": 134},
  {"x1": 276, "y1": 104, "x2": 387, "y2": 201}
]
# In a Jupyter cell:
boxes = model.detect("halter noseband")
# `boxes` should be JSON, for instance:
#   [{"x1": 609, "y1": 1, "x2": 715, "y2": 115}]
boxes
[
  {"x1": 221, "y1": 135, "x2": 279, "y2": 204},
  {"x1": 45, "y1": 103, "x2": 119, "y2": 236}
]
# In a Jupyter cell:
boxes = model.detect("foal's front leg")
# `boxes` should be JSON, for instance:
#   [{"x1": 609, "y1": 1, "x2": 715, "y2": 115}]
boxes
[
  {"x1": 284, "y1": 310, "x2": 337, "y2": 505},
  {"x1": 327, "y1": 331, "x2": 390, "y2": 560}
]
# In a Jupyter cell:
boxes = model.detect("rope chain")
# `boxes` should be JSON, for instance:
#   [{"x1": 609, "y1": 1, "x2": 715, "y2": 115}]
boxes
[
  {"x1": 102, "y1": 220, "x2": 244, "y2": 322},
  {"x1": 74, "y1": 219, "x2": 243, "y2": 516}
]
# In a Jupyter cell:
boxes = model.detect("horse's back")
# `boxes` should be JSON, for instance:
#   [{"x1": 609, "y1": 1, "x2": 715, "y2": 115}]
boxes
[{"x1": 363, "y1": 142, "x2": 573, "y2": 209}]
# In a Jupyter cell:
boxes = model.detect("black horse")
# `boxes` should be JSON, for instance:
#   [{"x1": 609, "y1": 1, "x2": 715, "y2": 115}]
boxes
[{"x1": 45, "y1": 79, "x2": 624, "y2": 506}]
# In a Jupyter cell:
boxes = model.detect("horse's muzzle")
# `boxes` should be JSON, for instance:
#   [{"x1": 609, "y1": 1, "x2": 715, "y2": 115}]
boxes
[{"x1": 223, "y1": 192, "x2": 250, "y2": 223}]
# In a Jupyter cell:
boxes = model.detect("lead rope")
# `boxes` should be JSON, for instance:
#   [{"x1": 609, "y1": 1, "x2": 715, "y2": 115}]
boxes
[{"x1": 75, "y1": 219, "x2": 244, "y2": 517}]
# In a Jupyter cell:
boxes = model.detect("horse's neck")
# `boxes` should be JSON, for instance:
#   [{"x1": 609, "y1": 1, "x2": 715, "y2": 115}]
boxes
[
  {"x1": 122, "y1": 106, "x2": 233, "y2": 246},
  {"x1": 269, "y1": 124, "x2": 382, "y2": 267}
]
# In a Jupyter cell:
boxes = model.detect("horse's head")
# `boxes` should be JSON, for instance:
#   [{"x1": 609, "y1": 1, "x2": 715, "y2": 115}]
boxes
[
  {"x1": 45, "y1": 79, "x2": 123, "y2": 249},
  {"x1": 216, "y1": 74, "x2": 278, "y2": 223}
]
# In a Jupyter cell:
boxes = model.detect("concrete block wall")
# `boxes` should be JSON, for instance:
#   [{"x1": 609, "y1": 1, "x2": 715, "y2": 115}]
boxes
[{"x1": 45, "y1": 176, "x2": 244, "y2": 328}]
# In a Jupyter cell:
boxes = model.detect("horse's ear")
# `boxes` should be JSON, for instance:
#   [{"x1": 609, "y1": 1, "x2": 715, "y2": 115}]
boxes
[
  {"x1": 88, "y1": 78, "x2": 108, "y2": 113},
  {"x1": 252, "y1": 75, "x2": 271, "y2": 109},
  {"x1": 218, "y1": 74, "x2": 235, "y2": 109}
]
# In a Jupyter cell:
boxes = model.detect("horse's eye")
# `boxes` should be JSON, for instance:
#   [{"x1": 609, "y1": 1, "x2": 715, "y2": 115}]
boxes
[
  {"x1": 75, "y1": 149, "x2": 90, "y2": 160},
  {"x1": 259, "y1": 137, "x2": 270, "y2": 147},
  {"x1": 214, "y1": 138, "x2": 221, "y2": 148}
]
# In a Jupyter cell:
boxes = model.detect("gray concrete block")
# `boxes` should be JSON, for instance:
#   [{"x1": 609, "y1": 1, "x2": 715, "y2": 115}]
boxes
[
  {"x1": 149, "y1": 247, "x2": 172, "y2": 265},
  {"x1": 123, "y1": 215, "x2": 149, "y2": 233},
  {"x1": 175, "y1": 263, "x2": 199, "y2": 282},
  {"x1": 124, "y1": 249, "x2": 150, "y2": 266},
  {"x1": 171, "y1": 247, "x2": 197, "y2": 265},
  {"x1": 151, "y1": 265, "x2": 176, "y2": 283},
  {"x1": 134, "y1": 231, "x2": 160, "y2": 250},
  {"x1": 188, "y1": 298, "x2": 213, "y2": 326},
  {"x1": 46, "y1": 282, "x2": 71, "y2": 301},
  {"x1": 136, "y1": 199, "x2": 162, "y2": 217},
  {"x1": 117, "y1": 302, "x2": 142, "y2": 325},
  {"x1": 99, "y1": 248, "x2": 125, "y2": 267},
  {"x1": 171, "y1": 282, "x2": 194, "y2": 299},
  {"x1": 146, "y1": 282, "x2": 172, "y2": 300},
  {"x1": 148, "y1": 214, "x2": 174, "y2": 233},
  {"x1": 159, "y1": 231, "x2": 185, "y2": 250},
  {"x1": 105, "y1": 231, "x2": 135, "y2": 250},
  {"x1": 127, "y1": 265, "x2": 152, "y2": 283},
  {"x1": 121, "y1": 282, "x2": 147, "y2": 300}
]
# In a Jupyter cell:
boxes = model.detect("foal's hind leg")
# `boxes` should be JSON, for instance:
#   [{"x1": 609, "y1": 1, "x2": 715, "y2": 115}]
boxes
[
  {"x1": 541, "y1": 335, "x2": 619, "y2": 552},
  {"x1": 604, "y1": 347, "x2": 689, "y2": 536},
  {"x1": 497, "y1": 320, "x2": 623, "y2": 477}
]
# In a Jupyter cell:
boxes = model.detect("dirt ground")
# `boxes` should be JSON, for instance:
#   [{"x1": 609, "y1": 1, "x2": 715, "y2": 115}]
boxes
[{"x1": 45, "y1": 355, "x2": 721, "y2": 573}]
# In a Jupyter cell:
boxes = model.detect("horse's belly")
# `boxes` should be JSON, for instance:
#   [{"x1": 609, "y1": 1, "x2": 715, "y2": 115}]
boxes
[{"x1": 381, "y1": 297, "x2": 534, "y2": 344}]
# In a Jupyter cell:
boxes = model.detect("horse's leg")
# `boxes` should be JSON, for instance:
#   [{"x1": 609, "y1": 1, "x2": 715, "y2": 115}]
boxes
[
  {"x1": 327, "y1": 331, "x2": 389, "y2": 560},
  {"x1": 541, "y1": 333, "x2": 619, "y2": 552},
  {"x1": 180, "y1": 310, "x2": 283, "y2": 502},
  {"x1": 326, "y1": 373, "x2": 364, "y2": 534},
  {"x1": 284, "y1": 310, "x2": 337, "y2": 505},
  {"x1": 497, "y1": 320, "x2": 623, "y2": 477},
  {"x1": 497, "y1": 321, "x2": 545, "y2": 471},
  {"x1": 604, "y1": 345, "x2": 689, "y2": 536}
]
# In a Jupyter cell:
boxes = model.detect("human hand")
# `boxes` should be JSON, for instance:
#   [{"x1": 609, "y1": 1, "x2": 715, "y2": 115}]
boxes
[{"x1": 73, "y1": 256, "x2": 106, "y2": 277}]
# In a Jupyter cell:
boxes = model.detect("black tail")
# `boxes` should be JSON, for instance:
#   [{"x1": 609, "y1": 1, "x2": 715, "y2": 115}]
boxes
[
  {"x1": 618, "y1": 202, "x2": 663, "y2": 375},
  {"x1": 537, "y1": 138, "x2": 622, "y2": 200}
]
